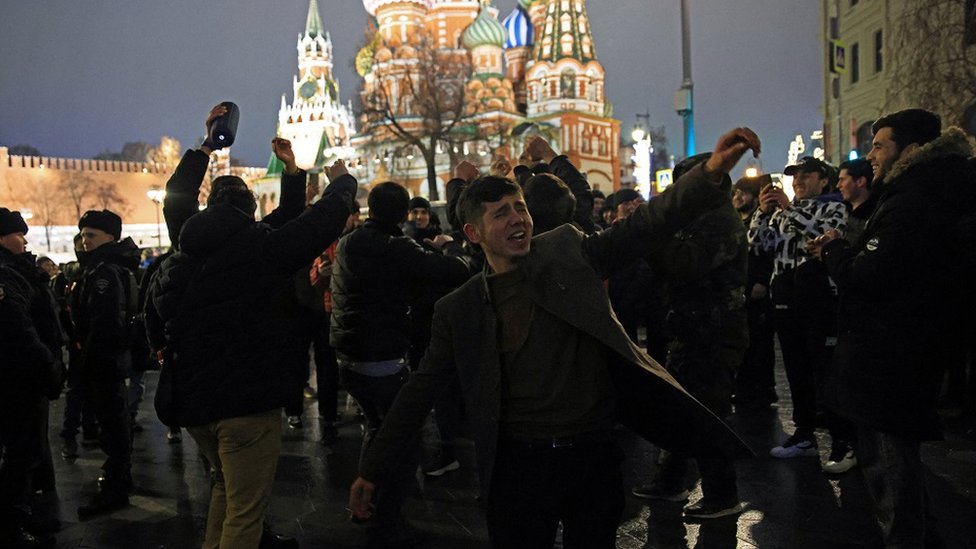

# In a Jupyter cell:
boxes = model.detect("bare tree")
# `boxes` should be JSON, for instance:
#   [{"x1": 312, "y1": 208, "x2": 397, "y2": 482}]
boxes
[
  {"x1": 887, "y1": 0, "x2": 976, "y2": 125},
  {"x1": 93, "y1": 181, "x2": 132, "y2": 217},
  {"x1": 360, "y1": 38, "x2": 485, "y2": 200},
  {"x1": 148, "y1": 136, "x2": 182, "y2": 173},
  {"x1": 59, "y1": 172, "x2": 97, "y2": 221},
  {"x1": 21, "y1": 173, "x2": 70, "y2": 252}
]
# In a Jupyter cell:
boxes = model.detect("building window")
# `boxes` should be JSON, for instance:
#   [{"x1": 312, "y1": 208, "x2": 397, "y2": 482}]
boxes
[
  {"x1": 851, "y1": 42, "x2": 860, "y2": 83},
  {"x1": 856, "y1": 121, "x2": 874, "y2": 156},
  {"x1": 874, "y1": 30, "x2": 883, "y2": 72},
  {"x1": 850, "y1": 0, "x2": 858, "y2": 5}
]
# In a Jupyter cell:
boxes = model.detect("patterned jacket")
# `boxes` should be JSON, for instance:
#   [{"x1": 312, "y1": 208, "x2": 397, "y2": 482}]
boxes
[{"x1": 748, "y1": 195, "x2": 848, "y2": 280}]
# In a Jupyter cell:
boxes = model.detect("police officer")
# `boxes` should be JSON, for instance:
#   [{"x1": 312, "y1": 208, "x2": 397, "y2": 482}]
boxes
[
  {"x1": 70, "y1": 210, "x2": 140, "y2": 519},
  {"x1": 0, "y1": 208, "x2": 64, "y2": 548}
]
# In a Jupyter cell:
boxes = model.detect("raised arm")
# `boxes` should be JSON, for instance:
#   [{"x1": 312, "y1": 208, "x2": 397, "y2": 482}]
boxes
[{"x1": 584, "y1": 127, "x2": 761, "y2": 278}]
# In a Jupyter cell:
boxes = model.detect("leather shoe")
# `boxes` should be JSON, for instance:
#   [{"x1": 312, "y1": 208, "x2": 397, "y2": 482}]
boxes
[
  {"x1": 77, "y1": 491, "x2": 129, "y2": 520},
  {"x1": 259, "y1": 525, "x2": 298, "y2": 548}
]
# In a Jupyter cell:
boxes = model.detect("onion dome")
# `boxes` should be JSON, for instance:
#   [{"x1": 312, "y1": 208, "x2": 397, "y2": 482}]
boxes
[
  {"x1": 363, "y1": 0, "x2": 432, "y2": 16},
  {"x1": 503, "y1": 6, "x2": 533, "y2": 49},
  {"x1": 462, "y1": 7, "x2": 507, "y2": 49}
]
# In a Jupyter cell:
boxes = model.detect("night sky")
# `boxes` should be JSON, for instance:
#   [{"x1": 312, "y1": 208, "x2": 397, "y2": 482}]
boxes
[{"x1": 0, "y1": 0, "x2": 823, "y2": 173}]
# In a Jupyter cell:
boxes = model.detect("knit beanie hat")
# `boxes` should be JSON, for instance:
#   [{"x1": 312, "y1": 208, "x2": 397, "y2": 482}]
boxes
[
  {"x1": 0, "y1": 208, "x2": 28, "y2": 236},
  {"x1": 408, "y1": 196, "x2": 431, "y2": 211},
  {"x1": 78, "y1": 209, "x2": 122, "y2": 241}
]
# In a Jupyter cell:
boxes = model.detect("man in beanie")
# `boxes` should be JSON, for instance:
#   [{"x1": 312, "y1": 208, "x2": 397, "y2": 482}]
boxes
[
  {"x1": 731, "y1": 175, "x2": 777, "y2": 410},
  {"x1": 812, "y1": 109, "x2": 976, "y2": 547},
  {"x1": 0, "y1": 208, "x2": 64, "y2": 547},
  {"x1": 69, "y1": 208, "x2": 140, "y2": 519}
]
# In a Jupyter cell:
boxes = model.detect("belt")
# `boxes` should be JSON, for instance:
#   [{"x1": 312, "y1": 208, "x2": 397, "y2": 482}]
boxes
[{"x1": 502, "y1": 430, "x2": 614, "y2": 449}]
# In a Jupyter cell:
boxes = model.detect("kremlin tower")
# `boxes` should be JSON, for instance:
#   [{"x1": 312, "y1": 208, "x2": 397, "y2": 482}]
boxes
[{"x1": 276, "y1": 0, "x2": 356, "y2": 171}]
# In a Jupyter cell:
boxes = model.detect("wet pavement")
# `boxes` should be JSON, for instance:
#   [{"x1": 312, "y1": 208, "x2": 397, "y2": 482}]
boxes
[{"x1": 42, "y1": 359, "x2": 976, "y2": 549}]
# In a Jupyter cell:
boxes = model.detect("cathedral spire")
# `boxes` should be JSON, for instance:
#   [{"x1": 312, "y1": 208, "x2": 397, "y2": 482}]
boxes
[
  {"x1": 306, "y1": 0, "x2": 324, "y2": 38},
  {"x1": 535, "y1": 0, "x2": 597, "y2": 64}
]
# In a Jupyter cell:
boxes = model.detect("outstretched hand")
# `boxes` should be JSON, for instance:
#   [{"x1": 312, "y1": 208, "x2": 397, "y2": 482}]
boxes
[
  {"x1": 327, "y1": 159, "x2": 349, "y2": 182},
  {"x1": 455, "y1": 160, "x2": 480, "y2": 183},
  {"x1": 271, "y1": 138, "x2": 299, "y2": 175},
  {"x1": 704, "y1": 127, "x2": 761, "y2": 176},
  {"x1": 201, "y1": 104, "x2": 229, "y2": 155},
  {"x1": 525, "y1": 136, "x2": 558, "y2": 164},
  {"x1": 489, "y1": 157, "x2": 512, "y2": 178},
  {"x1": 349, "y1": 477, "x2": 376, "y2": 521}
]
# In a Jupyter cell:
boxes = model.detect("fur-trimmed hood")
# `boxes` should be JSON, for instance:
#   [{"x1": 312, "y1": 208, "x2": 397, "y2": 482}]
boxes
[{"x1": 884, "y1": 126, "x2": 975, "y2": 184}]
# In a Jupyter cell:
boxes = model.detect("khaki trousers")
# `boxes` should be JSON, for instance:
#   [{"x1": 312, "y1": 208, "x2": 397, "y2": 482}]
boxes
[{"x1": 187, "y1": 409, "x2": 282, "y2": 549}]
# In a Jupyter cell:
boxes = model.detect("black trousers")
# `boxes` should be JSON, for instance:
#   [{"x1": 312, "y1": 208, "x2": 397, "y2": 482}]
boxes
[
  {"x1": 85, "y1": 375, "x2": 131, "y2": 490},
  {"x1": 736, "y1": 297, "x2": 776, "y2": 403},
  {"x1": 286, "y1": 311, "x2": 339, "y2": 422},
  {"x1": 486, "y1": 437, "x2": 624, "y2": 549},
  {"x1": 0, "y1": 395, "x2": 47, "y2": 528},
  {"x1": 340, "y1": 367, "x2": 418, "y2": 525}
]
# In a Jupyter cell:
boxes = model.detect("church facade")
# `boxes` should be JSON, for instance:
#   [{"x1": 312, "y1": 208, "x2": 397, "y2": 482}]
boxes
[{"x1": 351, "y1": 0, "x2": 621, "y2": 196}]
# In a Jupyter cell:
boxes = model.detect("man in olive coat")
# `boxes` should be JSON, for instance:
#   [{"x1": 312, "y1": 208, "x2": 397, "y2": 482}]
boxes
[{"x1": 349, "y1": 129, "x2": 759, "y2": 548}]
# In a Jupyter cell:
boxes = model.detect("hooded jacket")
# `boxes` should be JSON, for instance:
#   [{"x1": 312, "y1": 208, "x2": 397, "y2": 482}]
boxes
[
  {"x1": 822, "y1": 127, "x2": 976, "y2": 439},
  {"x1": 149, "y1": 171, "x2": 357, "y2": 427}
]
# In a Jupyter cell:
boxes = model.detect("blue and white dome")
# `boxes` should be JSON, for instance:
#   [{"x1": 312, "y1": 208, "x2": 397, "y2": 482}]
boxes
[{"x1": 503, "y1": 6, "x2": 533, "y2": 49}]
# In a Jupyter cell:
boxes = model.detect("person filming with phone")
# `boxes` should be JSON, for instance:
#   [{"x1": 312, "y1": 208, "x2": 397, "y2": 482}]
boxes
[{"x1": 748, "y1": 157, "x2": 853, "y2": 473}]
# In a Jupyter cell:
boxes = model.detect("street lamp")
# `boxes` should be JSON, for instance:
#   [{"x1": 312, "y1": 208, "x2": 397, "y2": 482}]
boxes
[
  {"x1": 632, "y1": 124, "x2": 652, "y2": 199},
  {"x1": 146, "y1": 186, "x2": 166, "y2": 248}
]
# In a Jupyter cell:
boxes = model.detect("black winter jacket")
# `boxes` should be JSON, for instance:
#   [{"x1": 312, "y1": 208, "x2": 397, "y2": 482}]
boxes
[
  {"x1": 822, "y1": 128, "x2": 976, "y2": 440},
  {"x1": 70, "y1": 238, "x2": 141, "y2": 380},
  {"x1": 0, "y1": 247, "x2": 64, "y2": 400},
  {"x1": 330, "y1": 218, "x2": 473, "y2": 363},
  {"x1": 149, "y1": 165, "x2": 356, "y2": 427}
]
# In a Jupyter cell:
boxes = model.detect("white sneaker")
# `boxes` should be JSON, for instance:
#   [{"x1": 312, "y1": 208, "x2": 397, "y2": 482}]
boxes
[
  {"x1": 770, "y1": 433, "x2": 818, "y2": 458},
  {"x1": 822, "y1": 448, "x2": 857, "y2": 474}
]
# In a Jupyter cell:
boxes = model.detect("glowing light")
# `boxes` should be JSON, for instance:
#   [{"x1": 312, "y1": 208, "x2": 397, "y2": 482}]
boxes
[
  {"x1": 848, "y1": 149, "x2": 859, "y2": 161},
  {"x1": 744, "y1": 167, "x2": 759, "y2": 178}
]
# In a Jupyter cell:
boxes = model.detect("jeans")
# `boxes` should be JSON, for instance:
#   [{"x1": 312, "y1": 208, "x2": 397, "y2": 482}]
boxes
[
  {"x1": 856, "y1": 426, "x2": 944, "y2": 549},
  {"x1": 187, "y1": 408, "x2": 283, "y2": 549},
  {"x1": 486, "y1": 437, "x2": 624, "y2": 549}
]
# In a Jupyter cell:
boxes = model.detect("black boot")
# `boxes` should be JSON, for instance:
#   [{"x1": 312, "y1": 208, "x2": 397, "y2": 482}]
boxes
[
  {"x1": 77, "y1": 489, "x2": 129, "y2": 520},
  {"x1": 0, "y1": 525, "x2": 54, "y2": 548},
  {"x1": 259, "y1": 522, "x2": 298, "y2": 548}
]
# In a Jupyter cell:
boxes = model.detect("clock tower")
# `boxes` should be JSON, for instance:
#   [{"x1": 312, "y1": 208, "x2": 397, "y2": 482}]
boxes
[{"x1": 277, "y1": 0, "x2": 356, "y2": 171}]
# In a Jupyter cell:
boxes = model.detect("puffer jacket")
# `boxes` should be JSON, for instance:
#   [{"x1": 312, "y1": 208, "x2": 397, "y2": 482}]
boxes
[
  {"x1": 822, "y1": 127, "x2": 976, "y2": 439},
  {"x1": 330, "y1": 219, "x2": 473, "y2": 363},
  {"x1": 149, "y1": 174, "x2": 356, "y2": 427},
  {"x1": 0, "y1": 247, "x2": 64, "y2": 399}
]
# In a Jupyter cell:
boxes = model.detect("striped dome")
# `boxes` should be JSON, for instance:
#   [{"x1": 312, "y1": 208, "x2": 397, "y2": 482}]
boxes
[
  {"x1": 462, "y1": 8, "x2": 507, "y2": 49},
  {"x1": 503, "y1": 6, "x2": 533, "y2": 49},
  {"x1": 363, "y1": 0, "x2": 432, "y2": 16},
  {"x1": 517, "y1": 0, "x2": 533, "y2": 9}
]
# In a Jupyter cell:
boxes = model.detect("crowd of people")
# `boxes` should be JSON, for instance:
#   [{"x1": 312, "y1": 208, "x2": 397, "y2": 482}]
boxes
[{"x1": 1, "y1": 105, "x2": 975, "y2": 549}]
